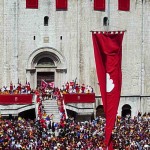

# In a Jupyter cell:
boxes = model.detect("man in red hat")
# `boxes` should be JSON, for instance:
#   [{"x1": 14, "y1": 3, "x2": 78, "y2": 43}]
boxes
[{"x1": 81, "y1": 84, "x2": 85, "y2": 93}]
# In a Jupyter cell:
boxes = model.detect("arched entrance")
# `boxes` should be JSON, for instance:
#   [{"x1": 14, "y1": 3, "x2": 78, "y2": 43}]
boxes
[
  {"x1": 96, "y1": 105, "x2": 105, "y2": 118},
  {"x1": 26, "y1": 47, "x2": 67, "y2": 89},
  {"x1": 66, "y1": 109, "x2": 77, "y2": 120},
  {"x1": 121, "y1": 104, "x2": 131, "y2": 117},
  {"x1": 18, "y1": 108, "x2": 36, "y2": 120}
]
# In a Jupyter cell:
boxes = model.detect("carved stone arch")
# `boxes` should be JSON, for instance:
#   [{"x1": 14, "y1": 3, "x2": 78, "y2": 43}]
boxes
[
  {"x1": 27, "y1": 47, "x2": 67, "y2": 69},
  {"x1": 26, "y1": 47, "x2": 67, "y2": 89}
]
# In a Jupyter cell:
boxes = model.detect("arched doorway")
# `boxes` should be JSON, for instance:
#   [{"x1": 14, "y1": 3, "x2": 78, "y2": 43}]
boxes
[
  {"x1": 36, "y1": 56, "x2": 55, "y2": 87},
  {"x1": 66, "y1": 109, "x2": 77, "y2": 120},
  {"x1": 96, "y1": 105, "x2": 105, "y2": 118},
  {"x1": 121, "y1": 104, "x2": 131, "y2": 117},
  {"x1": 18, "y1": 108, "x2": 36, "y2": 120},
  {"x1": 26, "y1": 47, "x2": 67, "y2": 89}
]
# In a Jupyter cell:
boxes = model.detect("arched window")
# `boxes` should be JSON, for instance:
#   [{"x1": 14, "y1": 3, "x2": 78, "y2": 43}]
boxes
[
  {"x1": 103, "y1": 17, "x2": 109, "y2": 26},
  {"x1": 44, "y1": 16, "x2": 49, "y2": 26},
  {"x1": 37, "y1": 57, "x2": 55, "y2": 67}
]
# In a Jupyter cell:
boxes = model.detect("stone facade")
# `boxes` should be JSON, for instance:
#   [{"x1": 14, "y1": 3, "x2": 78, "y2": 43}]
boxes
[{"x1": 0, "y1": 0, "x2": 150, "y2": 117}]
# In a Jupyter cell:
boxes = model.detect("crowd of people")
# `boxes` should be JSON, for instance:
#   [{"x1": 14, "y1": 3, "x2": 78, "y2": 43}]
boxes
[
  {"x1": 39, "y1": 81, "x2": 94, "y2": 102},
  {"x1": 0, "y1": 79, "x2": 94, "y2": 98},
  {"x1": 0, "y1": 81, "x2": 149, "y2": 149},
  {"x1": 0, "y1": 112, "x2": 149, "y2": 149},
  {"x1": 0, "y1": 82, "x2": 32, "y2": 95}
]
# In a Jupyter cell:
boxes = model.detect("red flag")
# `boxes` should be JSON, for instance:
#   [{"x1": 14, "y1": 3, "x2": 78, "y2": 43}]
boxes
[
  {"x1": 48, "y1": 82, "x2": 55, "y2": 88},
  {"x1": 41, "y1": 79, "x2": 48, "y2": 89},
  {"x1": 69, "y1": 81, "x2": 74, "y2": 86},
  {"x1": 118, "y1": 0, "x2": 130, "y2": 11},
  {"x1": 94, "y1": 0, "x2": 105, "y2": 11},
  {"x1": 92, "y1": 31, "x2": 124, "y2": 149},
  {"x1": 56, "y1": 0, "x2": 67, "y2": 10},
  {"x1": 26, "y1": 0, "x2": 38, "y2": 9}
]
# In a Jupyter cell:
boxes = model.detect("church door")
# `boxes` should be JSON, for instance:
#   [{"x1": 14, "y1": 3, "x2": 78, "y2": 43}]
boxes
[{"x1": 37, "y1": 72, "x2": 54, "y2": 87}]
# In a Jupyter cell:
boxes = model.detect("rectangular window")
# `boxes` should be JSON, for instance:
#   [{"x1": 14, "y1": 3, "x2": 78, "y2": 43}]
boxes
[
  {"x1": 56, "y1": 0, "x2": 68, "y2": 10},
  {"x1": 94, "y1": 0, "x2": 105, "y2": 11},
  {"x1": 118, "y1": 0, "x2": 130, "y2": 11},
  {"x1": 26, "y1": 0, "x2": 38, "y2": 9}
]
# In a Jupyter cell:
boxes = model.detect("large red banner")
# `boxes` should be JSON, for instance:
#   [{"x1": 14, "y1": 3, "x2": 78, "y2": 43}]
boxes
[
  {"x1": 63, "y1": 93, "x2": 95, "y2": 104},
  {"x1": 26, "y1": 0, "x2": 38, "y2": 9},
  {"x1": 92, "y1": 31, "x2": 124, "y2": 149},
  {"x1": 0, "y1": 94, "x2": 33, "y2": 105},
  {"x1": 94, "y1": 0, "x2": 105, "y2": 11},
  {"x1": 118, "y1": 0, "x2": 130, "y2": 11},
  {"x1": 56, "y1": 0, "x2": 68, "y2": 10}
]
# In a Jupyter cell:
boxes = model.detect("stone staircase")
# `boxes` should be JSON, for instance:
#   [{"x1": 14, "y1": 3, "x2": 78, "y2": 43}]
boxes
[{"x1": 42, "y1": 99, "x2": 60, "y2": 123}]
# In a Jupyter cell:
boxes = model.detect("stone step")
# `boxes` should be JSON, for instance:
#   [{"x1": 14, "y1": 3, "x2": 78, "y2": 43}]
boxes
[
  {"x1": 42, "y1": 99, "x2": 60, "y2": 123},
  {"x1": 43, "y1": 106, "x2": 58, "y2": 109},
  {"x1": 42, "y1": 101, "x2": 58, "y2": 105},
  {"x1": 42, "y1": 102, "x2": 58, "y2": 105},
  {"x1": 43, "y1": 110, "x2": 59, "y2": 113},
  {"x1": 42, "y1": 104, "x2": 58, "y2": 108}
]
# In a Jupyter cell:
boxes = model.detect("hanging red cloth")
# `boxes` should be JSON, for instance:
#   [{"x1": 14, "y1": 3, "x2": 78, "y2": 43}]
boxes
[
  {"x1": 26, "y1": 0, "x2": 38, "y2": 9},
  {"x1": 92, "y1": 31, "x2": 124, "y2": 149},
  {"x1": 56, "y1": 0, "x2": 68, "y2": 10},
  {"x1": 94, "y1": 0, "x2": 105, "y2": 11},
  {"x1": 118, "y1": 0, "x2": 130, "y2": 11}
]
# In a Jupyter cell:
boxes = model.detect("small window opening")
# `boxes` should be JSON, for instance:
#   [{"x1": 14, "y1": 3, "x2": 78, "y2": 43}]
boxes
[
  {"x1": 60, "y1": 36, "x2": 62, "y2": 40},
  {"x1": 103, "y1": 17, "x2": 109, "y2": 26},
  {"x1": 33, "y1": 36, "x2": 35, "y2": 40},
  {"x1": 44, "y1": 16, "x2": 49, "y2": 26}
]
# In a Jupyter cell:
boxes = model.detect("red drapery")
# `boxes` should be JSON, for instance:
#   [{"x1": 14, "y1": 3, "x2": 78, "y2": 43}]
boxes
[
  {"x1": 94, "y1": 0, "x2": 105, "y2": 11},
  {"x1": 118, "y1": 0, "x2": 130, "y2": 11},
  {"x1": 26, "y1": 0, "x2": 38, "y2": 9},
  {"x1": 56, "y1": 0, "x2": 68, "y2": 10},
  {"x1": 63, "y1": 93, "x2": 95, "y2": 104},
  {"x1": 92, "y1": 31, "x2": 124, "y2": 149},
  {"x1": 0, "y1": 94, "x2": 33, "y2": 104}
]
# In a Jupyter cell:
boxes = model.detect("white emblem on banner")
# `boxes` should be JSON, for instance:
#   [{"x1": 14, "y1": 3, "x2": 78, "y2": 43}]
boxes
[
  {"x1": 106, "y1": 73, "x2": 114, "y2": 92},
  {"x1": 78, "y1": 96, "x2": 80, "y2": 100},
  {"x1": 15, "y1": 97, "x2": 18, "y2": 102}
]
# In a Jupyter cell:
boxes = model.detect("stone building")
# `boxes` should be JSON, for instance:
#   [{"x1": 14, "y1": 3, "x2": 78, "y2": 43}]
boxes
[{"x1": 0, "y1": 0, "x2": 149, "y2": 118}]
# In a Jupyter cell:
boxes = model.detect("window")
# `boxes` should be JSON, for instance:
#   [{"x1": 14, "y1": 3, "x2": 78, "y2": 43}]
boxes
[
  {"x1": 103, "y1": 17, "x2": 109, "y2": 26},
  {"x1": 44, "y1": 16, "x2": 49, "y2": 26}
]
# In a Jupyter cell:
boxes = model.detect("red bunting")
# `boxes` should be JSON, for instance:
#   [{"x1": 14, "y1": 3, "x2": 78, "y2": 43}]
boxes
[
  {"x1": 94, "y1": 0, "x2": 105, "y2": 11},
  {"x1": 56, "y1": 0, "x2": 68, "y2": 10},
  {"x1": 118, "y1": 0, "x2": 130, "y2": 11},
  {"x1": 26, "y1": 0, "x2": 38, "y2": 9}
]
